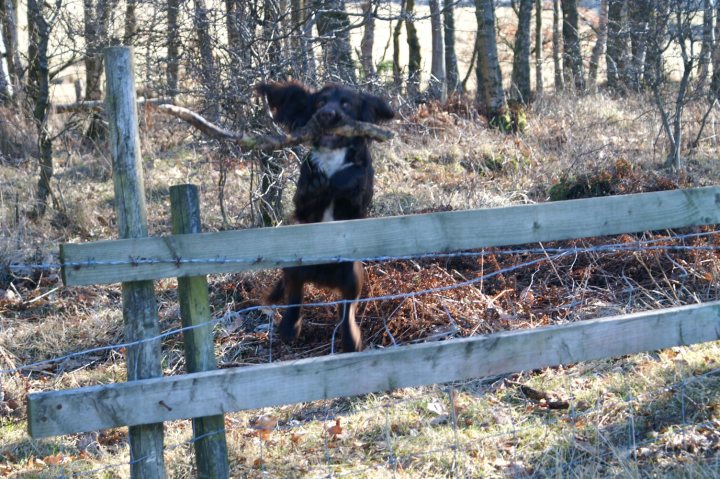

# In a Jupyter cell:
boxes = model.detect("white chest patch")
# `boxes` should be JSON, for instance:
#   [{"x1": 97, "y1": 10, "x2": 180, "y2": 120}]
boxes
[
  {"x1": 311, "y1": 147, "x2": 349, "y2": 177},
  {"x1": 322, "y1": 200, "x2": 335, "y2": 222}
]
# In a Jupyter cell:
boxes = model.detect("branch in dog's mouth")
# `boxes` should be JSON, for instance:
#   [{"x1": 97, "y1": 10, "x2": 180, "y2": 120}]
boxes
[{"x1": 154, "y1": 104, "x2": 394, "y2": 151}]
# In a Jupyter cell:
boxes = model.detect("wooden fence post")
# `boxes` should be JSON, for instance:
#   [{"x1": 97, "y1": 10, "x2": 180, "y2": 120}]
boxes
[
  {"x1": 170, "y1": 184, "x2": 230, "y2": 478},
  {"x1": 104, "y1": 46, "x2": 165, "y2": 478}
]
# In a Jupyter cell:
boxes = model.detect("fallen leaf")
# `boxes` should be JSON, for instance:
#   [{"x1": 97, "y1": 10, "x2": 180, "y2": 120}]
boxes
[
  {"x1": 327, "y1": 418, "x2": 343, "y2": 440},
  {"x1": 250, "y1": 415, "x2": 277, "y2": 441},
  {"x1": 43, "y1": 453, "x2": 64, "y2": 466}
]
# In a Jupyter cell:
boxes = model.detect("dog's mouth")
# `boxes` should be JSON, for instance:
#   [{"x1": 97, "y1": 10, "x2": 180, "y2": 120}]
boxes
[{"x1": 317, "y1": 134, "x2": 343, "y2": 148}]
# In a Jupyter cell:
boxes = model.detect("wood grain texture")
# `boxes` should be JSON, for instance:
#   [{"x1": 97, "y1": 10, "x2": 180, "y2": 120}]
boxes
[
  {"x1": 170, "y1": 185, "x2": 229, "y2": 479},
  {"x1": 27, "y1": 301, "x2": 720, "y2": 437},
  {"x1": 103, "y1": 46, "x2": 165, "y2": 478},
  {"x1": 61, "y1": 186, "x2": 720, "y2": 286}
]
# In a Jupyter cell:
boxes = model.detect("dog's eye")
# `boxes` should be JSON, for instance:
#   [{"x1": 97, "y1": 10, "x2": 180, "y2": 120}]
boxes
[
  {"x1": 316, "y1": 99, "x2": 326, "y2": 108},
  {"x1": 341, "y1": 100, "x2": 351, "y2": 110}
]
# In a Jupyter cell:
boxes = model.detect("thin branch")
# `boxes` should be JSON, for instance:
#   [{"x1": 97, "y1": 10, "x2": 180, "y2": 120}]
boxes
[{"x1": 154, "y1": 104, "x2": 394, "y2": 151}]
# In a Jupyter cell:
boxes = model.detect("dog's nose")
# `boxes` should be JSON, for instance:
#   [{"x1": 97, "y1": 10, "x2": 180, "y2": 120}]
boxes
[{"x1": 316, "y1": 108, "x2": 341, "y2": 127}]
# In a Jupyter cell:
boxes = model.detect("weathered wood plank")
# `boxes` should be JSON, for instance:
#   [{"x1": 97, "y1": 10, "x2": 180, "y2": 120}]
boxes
[
  {"x1": 104, "y1": 46, "x2": 165, "y2": 478},
  {"x1": 170, "y1": 184, "x2": 229, "y2": 479},
  {"x1": 27, "y1": 301, "x2": 720, "y2": 438},
  {"x1": 60, "y1": 186, "x2": 720, "y2": 286}
]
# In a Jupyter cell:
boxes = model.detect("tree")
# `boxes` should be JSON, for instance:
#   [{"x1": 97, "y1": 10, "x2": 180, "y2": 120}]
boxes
[
  {"x1": 535, "y1": 0, "x2": 543, "y2": 96},
  {"x1": 711, "y1": 0, "x2": 720, "y2": 97},
  {"x1": 360, "y1": 1, "x2": 376, "y2": 81},
  {"x1": 698, "y1": 0, "x2": 713, "y2": 86},
  {"x1": 626, "y1": 0, "x2": 649, "y2": 90},
  {"x1": 0, "y1": 0, "x2": 22, "y2": 102},
  {"x1": 392, "y1": 0, "x2": 406, "y2": 90},
  {"x1": 428, "y1": 0, "x2": 446, "y2": 101},
  {"x1": 443, "y1": 0, "x2": 461, "y2": 93},
  {"x1": 314, "y1": 0, "x2": 357, "y2": 83},
  {"x1": 83, "y1": 0, "x2": 117, "y2": 140},
  {"x1": 561, "y1": 0, "x2": 584, "y2": 91},
  {"x1": 475, "y1": 0, "x2": 507, "y2": 122},
  {"x1": 511, "y1": 0, "x2": 533, "y2": 103},
  {"x1": 27, "y1": 0, "x2": 54, "y2": 217},
  {"x1": 588, "y1": 0, "x2": 608, "y2": 91},
  {"x1": 193, "y1": 0, "x2": 219, "y2": 119},
  {"x1": 167, "y1": 0, "x2": 181, "y2": 96},
  {"x1": 405, "y1": 0, "x2": 421, "y2": 99},
  {"x1": 552, "y1": 0, "x2": 564, "y2": 91},
  {"x1": 605, "y1": 0, "x2": 625, "y2": 91}
]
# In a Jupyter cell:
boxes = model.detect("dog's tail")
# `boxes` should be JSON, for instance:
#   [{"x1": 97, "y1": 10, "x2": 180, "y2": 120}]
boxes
[{"x1": 265, "y1": 277, "x2": 285, "y2": 304}]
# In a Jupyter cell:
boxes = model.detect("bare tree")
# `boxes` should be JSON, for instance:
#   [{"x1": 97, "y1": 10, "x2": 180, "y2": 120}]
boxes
[
  {"x1": 27, "y1": 0, "x2": 54, "y2": 216},
  {"x1": 535, "y1": 0, "x2": 543, "y2": 96},
  {"x1": 0, "y1": 0, "x2": 22, "y2": 102},
  {"x1": 561, "y1": 0, "x2": 585, "y2": 91},
  {"x1": 712, "y1": 0, "x2": 720, "y2": 97},
  {"x1": 475, "y1": 0, "x2": 507, "y2": 122},
  {"x1": 193, "y1": 0, "x2": 219, "y2": 119},
  {"x1": 392, "y1": 0, "x2": 406, "y2": 90},
  {"x1": 626, "y1": 0, "x2": 649, "y2": 90},
  {"x1": 166, "y1": 0, "x2": 181, "y2": 96},
  {"x1": 83, "y1": 0, "x2": 117, "y2": 140},
  {"x1": 444, "y1": 0, "x2": 461, "y2": 93},
  {"x1": 698, "y1": 0, "x2": 713, "y2": 86},
  {"x1": 123, "y1": 0, "x2": 136, "y2": 45},
  {"x1": 428, "y1": 0, "x2": 446, "y2": 101},
  {"x1": 315, "y1": 0, "x2": 357, "y2": 83},
  {"x1": 406, "y1": 0, "x2": 421, "y2": 99},
  {"x1": 552, "y1": 0, "x2": 564, "y2": 91},
  {"x1": 511, "y1": 0, "x2": 533, "y2": 103},
  {"x1": 588, "y1": 0, "x2": 608, "y2": 91},
  {"x1": 360, "y1": 1, "x2": 376, "y2": 81},
  {"x1": 605, "y1": 0, "x2": 625, "y2": 91}
]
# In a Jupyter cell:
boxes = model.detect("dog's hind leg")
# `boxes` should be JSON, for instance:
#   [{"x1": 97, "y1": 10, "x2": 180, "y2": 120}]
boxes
[
  {"x1": 278, "y1": 269, "x2": 305, "y2": 343},
  {"x1": 339, "y1": 261, "x2": 364, "y2": 352}
]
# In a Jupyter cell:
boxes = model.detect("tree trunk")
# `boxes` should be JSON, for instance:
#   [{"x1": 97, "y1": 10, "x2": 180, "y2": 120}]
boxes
[
  {"x1": 193, "y1": 0, "x2": 219, "y2": 120},
  {"x1": 428, "y1": 0, "x2": 446, "y2": 101},
  {"x1": 475, "y1": 0, "x2": 507, "y2": 120},
  {"x1": 644, "y1": 0, "x2": 668, "y2": 89},
  {"x1": 0, "y1": 0, "x2": 21, "y2": 101},
  {"x1": 552, "y1": 0, "x2": 564, "y2": 91},
  {"x1": 711, "y1": 1, "x2": 720, "y2": 97},
  {"x1": 698, "y1": 0, "x2": 713, "y2": 86},
  {"x1": 561, "y1": 0, "x2": 585, "y2": 91},
  {"x1": 84, "y1": 0, "x2": 116, "y2": 141},
  {"x1": 511, "y1": 0, "x2": 533, "y2": 103},
  {"x1": 535, "y1": 0, "x2": 543, "y2": 96},
  {"x1": 27, "y1": 0, "x2": 53, "y2": 217},
  {"x1": 315, "y1": 0, "x2": 357, "y2": 84},
  {"x1": 360, "y1": 1, "x2": 376, "y2": 81},
  {"x1": 123, "y1": 0, "x2": 136, "y2": 45},
  {"x1": 626, "y1": 0, "x2": 648, "y2": 91},
  {"x1": 443, "y1": 0, "x2": 461, "y2": 93},
  {"x1": 606, "y1": 0, "x2": 624, "y2": 90},
  {"x1": 392, "y1": 0, "x2": 406, "y2": 89},
  {"x1": 588, "y1": 0, "x2": 608, "y2": 91},
  {"x1": 167, "y1": 0, "x2": 181, "y2": 96},
  {"x1": 405, "y1": 0, "x2": 421, "y2": 99}
]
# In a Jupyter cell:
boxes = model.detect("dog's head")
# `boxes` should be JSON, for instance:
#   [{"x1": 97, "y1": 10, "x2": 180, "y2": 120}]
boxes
[{"x1": 257, "y1": 82, "x2": 394, "y2": 148}]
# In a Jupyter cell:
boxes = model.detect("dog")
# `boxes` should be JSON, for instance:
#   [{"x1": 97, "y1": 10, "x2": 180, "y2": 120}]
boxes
[{"x1": 257, "y1": 81, "x2": 394, "y2": 352}]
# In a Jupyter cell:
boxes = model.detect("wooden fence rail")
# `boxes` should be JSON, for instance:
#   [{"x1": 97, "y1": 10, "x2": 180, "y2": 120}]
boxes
[
  {"x1": 60, "y1": 186, "x2": 720, "y2": 286},
  {"x1": 28, "y1": 301, "x2": 720, "y2": 437}
]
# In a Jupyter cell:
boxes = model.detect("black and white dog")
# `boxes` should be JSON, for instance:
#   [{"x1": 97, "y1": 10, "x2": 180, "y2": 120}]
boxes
[{"x1": 257, "y1": 81, "x2": 394, "y2": 352}]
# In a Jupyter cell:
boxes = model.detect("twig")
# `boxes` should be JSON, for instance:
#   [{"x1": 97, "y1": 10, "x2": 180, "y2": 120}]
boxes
[{"x1": 154, "y1": 103, "x2": 394, "y2": 150}]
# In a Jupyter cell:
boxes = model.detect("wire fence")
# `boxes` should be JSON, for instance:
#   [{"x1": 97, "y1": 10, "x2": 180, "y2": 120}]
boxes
[{"x1": 2, "y1": 229, "x2": 720, "y2": 477}]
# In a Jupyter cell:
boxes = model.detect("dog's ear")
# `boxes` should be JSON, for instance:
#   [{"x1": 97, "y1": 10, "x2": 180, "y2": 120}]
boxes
[
  {"x1": 360, "y1": 93, "x2": 395, "y2": 123},
  {"x1": 256, "y1": 82, "x2": 315, "y2": 130}
]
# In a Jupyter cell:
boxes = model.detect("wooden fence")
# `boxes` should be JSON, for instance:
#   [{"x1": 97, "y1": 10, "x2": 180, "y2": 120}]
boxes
[{"x1": 25, "y1": 47, "x2": 720, "y2": 478}]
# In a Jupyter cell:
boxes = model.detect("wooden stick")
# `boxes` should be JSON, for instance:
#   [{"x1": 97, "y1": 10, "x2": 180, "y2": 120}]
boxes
[{"x1": 154, "y1": 103, "x2": 394, "y2": 149}]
